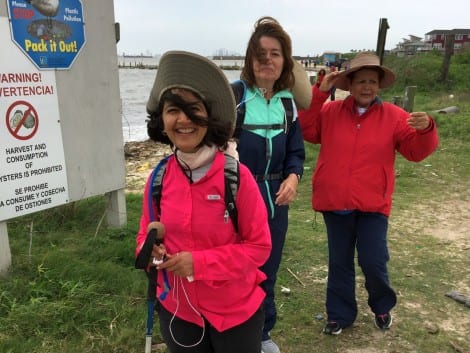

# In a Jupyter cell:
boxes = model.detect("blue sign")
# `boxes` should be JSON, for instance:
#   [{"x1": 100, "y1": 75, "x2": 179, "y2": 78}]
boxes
[{"x1": 7, "y1": 0, "x2": 86, "y2": 70}]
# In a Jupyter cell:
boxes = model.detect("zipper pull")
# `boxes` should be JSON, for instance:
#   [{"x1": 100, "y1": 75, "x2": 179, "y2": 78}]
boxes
[{"x1": 224, "y1": 209, "x2": 229, "y2": 223}]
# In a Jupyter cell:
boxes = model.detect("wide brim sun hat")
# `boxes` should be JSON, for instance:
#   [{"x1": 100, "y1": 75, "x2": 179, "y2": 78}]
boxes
[
  {"x1": 147, "y1": 50, "x2": 236, "y2": 127},
  {"x1": 334, "y1": 52, "x2": 396, "y2": 91},
  {"x1": 291, "y1": 59, "x2": 312, "y2": 110}
]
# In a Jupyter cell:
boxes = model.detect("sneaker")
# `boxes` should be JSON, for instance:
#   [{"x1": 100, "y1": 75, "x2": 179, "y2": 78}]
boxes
[
  {"x1": 374, "y1": 313, "x2": 393, "y2": 330},
  {"x1": 323, "y1": 321, "x2": 342, "y2": 335},
  {"x1": 261, "y1": 339, "x2": 281, "y2": 353}
]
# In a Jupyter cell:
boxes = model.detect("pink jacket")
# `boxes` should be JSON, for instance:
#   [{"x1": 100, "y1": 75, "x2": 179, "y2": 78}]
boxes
[
  {"x1": 136, "y1": 151, "x2": 271, "y2": 332},
  {"x1": 299, "y1": 85, "x2": 439, "y2": 216}
]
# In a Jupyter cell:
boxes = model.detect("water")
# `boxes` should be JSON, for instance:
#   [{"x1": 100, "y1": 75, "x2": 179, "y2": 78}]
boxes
[{"x1": 119, "y1": 68, "x2": 242, "y2": 142}]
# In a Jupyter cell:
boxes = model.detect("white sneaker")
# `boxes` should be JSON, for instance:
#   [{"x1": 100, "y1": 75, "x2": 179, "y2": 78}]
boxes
[{"x1": 261, "y1": 339, "x2": 281, "y2": 353}]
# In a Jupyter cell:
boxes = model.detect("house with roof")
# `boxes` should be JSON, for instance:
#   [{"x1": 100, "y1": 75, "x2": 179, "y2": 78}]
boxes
[
  {"x1": 425, "y1": 29, "x2": 470, "y2": 52},
  {"x1": 392, "y1": 35, "x2": 432, "y2": 56}
]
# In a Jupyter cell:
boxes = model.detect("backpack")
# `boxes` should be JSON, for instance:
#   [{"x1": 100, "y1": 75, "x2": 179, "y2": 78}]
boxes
[
  {"x1": 149, "y1": 153, "x2": 240, "y2": 233},
  {"x1": 230, "y1": 79, "x2": 295, "y2": 139}
]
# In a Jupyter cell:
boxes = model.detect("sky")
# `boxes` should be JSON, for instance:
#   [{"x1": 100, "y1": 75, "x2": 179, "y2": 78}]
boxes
[{"x1": 113, "y1": 0, "x2": 470, "y2": 57}]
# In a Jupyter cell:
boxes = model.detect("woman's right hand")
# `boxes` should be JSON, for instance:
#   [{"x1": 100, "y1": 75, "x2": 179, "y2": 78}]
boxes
[
  {"x1": 319, "y1": 71, "x2": 341, "y2": 93},
  {"x1": 148, "y1": 244, "x2": 167, "y2": 267}
]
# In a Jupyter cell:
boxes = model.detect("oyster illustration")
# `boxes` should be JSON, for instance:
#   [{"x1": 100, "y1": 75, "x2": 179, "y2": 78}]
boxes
[{"x1": 27, "y1": 0, "x2": 59, "y2": 18}]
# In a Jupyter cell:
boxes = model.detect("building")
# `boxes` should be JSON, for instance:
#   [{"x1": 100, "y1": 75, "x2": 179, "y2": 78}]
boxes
[
  {"x1": 321, "y1": 51, "x2": 342, "y2": 66},
  {"x1": 392, "y1": 35, "x2": 432, "y2": 56},
  {"x1": 425, "y1": 29, "x2": 470, "y2": 52}
]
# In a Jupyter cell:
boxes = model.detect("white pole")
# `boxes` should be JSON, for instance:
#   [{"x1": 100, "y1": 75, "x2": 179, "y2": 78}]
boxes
[{"x1": 0, "y1": 222, "x2": 11, "y2": 275}]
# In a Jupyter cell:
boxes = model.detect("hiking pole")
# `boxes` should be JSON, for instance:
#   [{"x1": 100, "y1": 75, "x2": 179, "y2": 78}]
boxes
[
  {"x1": 135, "y1": 222, "x2": 166, "y2": 353},
  {"x1": 145, "y1": 266, "x2": 157, "y2": 353}
]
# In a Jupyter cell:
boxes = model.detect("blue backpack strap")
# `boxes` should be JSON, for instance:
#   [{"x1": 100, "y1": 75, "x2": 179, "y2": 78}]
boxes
[{"x1": 148, "y1": 155, "x2": 171, "y2": 222}]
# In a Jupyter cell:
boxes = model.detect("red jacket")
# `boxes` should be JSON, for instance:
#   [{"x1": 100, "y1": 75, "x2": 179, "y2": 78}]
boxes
[
  {"x1": 136, "y1": 151, "x2": 271, "y2": 332},
  {"x1": 299, "y1": 85, "x2": 438, "y2": 216}
]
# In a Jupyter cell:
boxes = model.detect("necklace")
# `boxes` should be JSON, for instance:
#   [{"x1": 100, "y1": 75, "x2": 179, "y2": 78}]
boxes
[{"x1": 259, "y1": 87, "x2": 274, "y2": 98}]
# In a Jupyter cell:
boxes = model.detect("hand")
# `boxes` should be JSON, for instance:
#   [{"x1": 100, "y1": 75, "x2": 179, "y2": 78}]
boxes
[
  {"x1": 148, "y1": 244, "x2": 167, "y2": 267},
  {"x1": 157, "y1": 251, "x2": 194, "y2": 278},
  {"x1": 275, "y1": 174, "x2": 298, "y2": 206},
  {"x1": 319, "y1": 71, "x2": 340, "y2": 93},
  {"x1": 407, "y1": 112, "x2": 430, "y2": 130}
]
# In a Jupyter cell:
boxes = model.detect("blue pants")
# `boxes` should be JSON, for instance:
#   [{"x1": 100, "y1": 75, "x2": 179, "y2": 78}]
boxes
[
  {"x1": 260, "y1": 204, "x2": 288, "y2": 341},
  {"x1": 322, "y1": 211, "x2": 397, "y2": 328}
]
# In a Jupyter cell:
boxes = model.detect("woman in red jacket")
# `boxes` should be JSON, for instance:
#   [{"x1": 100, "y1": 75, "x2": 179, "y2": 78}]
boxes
[
  {"x1": 316, "y1": 68, "x2": 326, "y2": 87},
  {"x1": 298, "y1": 52, "x2": 438, "y2": 335}
]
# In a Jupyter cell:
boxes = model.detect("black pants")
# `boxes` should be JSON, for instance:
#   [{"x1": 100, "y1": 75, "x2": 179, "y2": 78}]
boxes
[{"x1": 156, "y1": 303, "x2": 264, "y2": 353}]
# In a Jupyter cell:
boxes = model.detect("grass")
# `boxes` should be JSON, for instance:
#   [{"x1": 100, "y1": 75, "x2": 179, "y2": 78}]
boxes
[{"x1": 1, "y1": 53, "x2": 470, "y2": 352}]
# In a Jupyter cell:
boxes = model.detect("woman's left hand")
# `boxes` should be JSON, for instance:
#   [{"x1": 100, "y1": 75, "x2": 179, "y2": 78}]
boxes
[
  {"x1": 408, "y1": 112, "x2": 430, "y2": 130},
  {"x1": 157, "y1": 251, "x2": 194, "y2": 278},
  {"x1": 275, "y1": 174, "x2": 298, "y2": 206}
]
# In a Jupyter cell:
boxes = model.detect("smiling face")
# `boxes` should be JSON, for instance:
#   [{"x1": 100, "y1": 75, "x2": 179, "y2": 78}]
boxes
[
  {"x1": 349, "y1": 68, "x2": 380, "y2": 108},
  {"x1": 162, "y1": 88, "x2": 208, "y2": 153},
  {"x1": 252, "y1": 36, "x2": 284, "y2": 88}
]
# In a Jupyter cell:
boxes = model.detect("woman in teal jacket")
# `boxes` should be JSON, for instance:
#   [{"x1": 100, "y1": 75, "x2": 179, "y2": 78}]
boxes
[{"x1": 234, "y1": 17, "x2": 306, "y2": 353}]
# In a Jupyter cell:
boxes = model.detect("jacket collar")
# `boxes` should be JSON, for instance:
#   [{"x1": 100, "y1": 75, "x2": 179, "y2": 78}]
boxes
[{"x1": 342, "y1": 95, "x2": 382, "y2": 114}]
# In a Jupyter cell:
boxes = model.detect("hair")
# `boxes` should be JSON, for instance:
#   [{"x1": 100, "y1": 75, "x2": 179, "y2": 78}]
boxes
[
  {"x1": 318, "y1": 69, "x2": 326, "y2": 76},
  {"x1": 241, "y1": 16, "x2": 294, "y2": 92},
  {"x1": 147, "y1": 89, "x2": 232, "y2": 149}
]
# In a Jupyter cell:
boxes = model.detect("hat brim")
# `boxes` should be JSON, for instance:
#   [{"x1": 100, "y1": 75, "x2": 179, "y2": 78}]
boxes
[
  {"x1": 147, "y1": 51, "x2": 236, "y2": 127},
  {"x1": 334, "y1": 65, "x2": 396, "y2": 91},
  {"x1": 291, "y1": 60, "x2": 312, "y2": 110}
]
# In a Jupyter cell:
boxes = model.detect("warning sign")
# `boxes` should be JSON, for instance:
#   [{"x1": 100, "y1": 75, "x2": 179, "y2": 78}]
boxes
[
  {"x1": 0, "y1": 17, "x2": 69, "y2": 221},
  {"x1": 7, "y1": 0, "x2": 86, "y2": 70}
]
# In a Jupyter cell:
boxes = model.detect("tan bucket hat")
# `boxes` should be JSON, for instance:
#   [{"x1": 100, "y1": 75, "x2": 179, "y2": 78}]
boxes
[
  {"x1": 147, "y1": 50, "x2": 236, "y2": 126},
  {"x1": 291, "y1": 60, "x2": 313, "y2": 110},
  {"x1": 334, "y1": 52, "x2": 396, "y2": 91}
]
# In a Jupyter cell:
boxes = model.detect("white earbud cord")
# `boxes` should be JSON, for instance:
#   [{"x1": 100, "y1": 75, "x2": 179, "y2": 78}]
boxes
[{"x1": 169, "y1": 276, "x2": 205, "y2": 348}]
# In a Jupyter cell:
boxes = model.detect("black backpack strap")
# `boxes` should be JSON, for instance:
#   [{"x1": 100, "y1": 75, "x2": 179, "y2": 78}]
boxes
[
  {"x1": 242, "y1": 123, "x2": 286, "y2": 130},
  {"x1": 280, "y1": 97, "x2": 294, "y2": 135},
  {"x1": 230, "y1": 80, "x2": 247, "y2": 139},
  {"x1": 223, "y1": 154, "x2": 239, "y2": 233}
]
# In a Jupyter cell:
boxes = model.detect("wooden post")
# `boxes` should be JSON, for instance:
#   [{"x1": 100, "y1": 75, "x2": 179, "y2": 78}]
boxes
[
  {"x1": 439, "y1": 34, "x2": 455, "y2": 83},
  {"x1": 392, "y1": 96, "x2": 403, "y2": 107},
  {"x1": 106, "y1": 189, "x2": 127, "y2": 227},
  {"x1": 0, "y1": 222, "x2": 11, "y2": 275},
  {"x1": 376, "y1": 18, "x2": 389, "y2": 65},
  {"x1": 403, "y1": 86, "x2": 417, "y2": 112}
]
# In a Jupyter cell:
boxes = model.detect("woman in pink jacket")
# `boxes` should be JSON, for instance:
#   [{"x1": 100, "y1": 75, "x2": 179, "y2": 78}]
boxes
[
  {"x1": 298, "y1": 52, "x2": 438, "y2": 335},
  {"x1": 136, "y1": 51, "x2": 271, "y2": 353}
]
